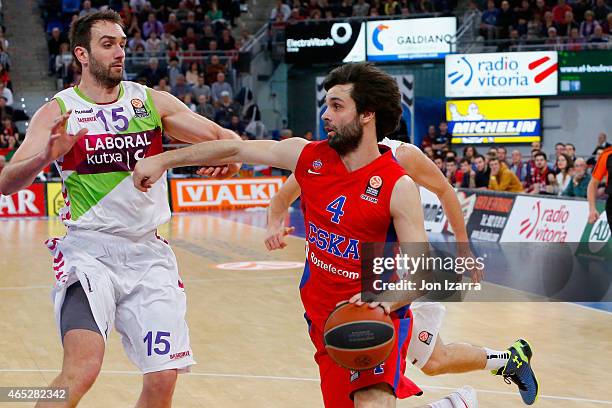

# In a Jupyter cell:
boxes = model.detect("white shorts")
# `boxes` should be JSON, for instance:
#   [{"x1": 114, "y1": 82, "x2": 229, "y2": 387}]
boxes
[
  {"x1": 46, "y1": 229, "x2": 195, "y2": 374},
  {"x1": 407, "y1": 302, "x2": 446, "y2": 368}
]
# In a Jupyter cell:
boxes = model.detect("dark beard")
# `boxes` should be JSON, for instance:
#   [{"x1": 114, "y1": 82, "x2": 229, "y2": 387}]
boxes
[
  {"x1": 328, "y1": 116, "x2": 364, "y2": 156},
  {"x1": 89, "y1": 53, "x2": 122, "y2": 88}
]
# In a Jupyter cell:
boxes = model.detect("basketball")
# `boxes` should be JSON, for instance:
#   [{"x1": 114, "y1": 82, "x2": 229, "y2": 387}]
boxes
[{"x1": 323, "y1": 302, "x2": 395, "y2": 371}]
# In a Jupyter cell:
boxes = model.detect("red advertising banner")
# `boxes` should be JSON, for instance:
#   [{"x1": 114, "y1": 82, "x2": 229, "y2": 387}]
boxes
[
  {"x1": 170, "y1": 177, "x2": 285, "y2": 211},
  {"x1": 0, "y1": 183, "x2": 47, "y2": 218}
]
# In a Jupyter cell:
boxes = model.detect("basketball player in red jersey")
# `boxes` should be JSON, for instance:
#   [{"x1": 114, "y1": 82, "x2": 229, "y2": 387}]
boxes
[{"x1": 132, "y1": 63, "x2": 532, "y2": 407}]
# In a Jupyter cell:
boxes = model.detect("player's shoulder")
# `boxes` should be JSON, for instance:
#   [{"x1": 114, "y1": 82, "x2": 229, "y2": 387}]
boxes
[
  {"x1": 379, "y1": 137, "x2": 419, "y2": 158},
  {"x1": 33, "y1": 99, "x2": 63, "y2": 122}
]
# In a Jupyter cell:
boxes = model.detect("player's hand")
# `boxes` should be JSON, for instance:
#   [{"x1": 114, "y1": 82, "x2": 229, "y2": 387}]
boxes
[
  {"x1": 196, "y1": 163, "x2": 242, "y2": 179},
  {"x1": 588, "y1": 208, "x2": 600, "y2": 224},
  {"x1": 343, "y1": 293, "x2": 393, "y2": 315},
  {"x1": 457, "y1": 242, "x2": 484, "y2": 284},
  {"x1": 42, "y1": 110, "x2": 88, "y2": 162},
  {"x1": 133, "y1": 156, "x2": 166, "y2": 192},
  {"x1": 265, "y1": 225, "x2": 295, "y2": 251}
]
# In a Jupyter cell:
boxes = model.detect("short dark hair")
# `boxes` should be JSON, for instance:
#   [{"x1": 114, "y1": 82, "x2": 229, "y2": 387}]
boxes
[
  {"x1": 323, "y1": 62, "x2": 402, "y2": 141},
  {"x1": 566, "y1": 143, "x2": 575, "y2": 149},
  {"x1": 69, "y1": 10, "x2": 124, "y2": 70},
  {"x1": 497, "y1": 146, "x2": 507, "y2": 153},
  {"x1": 555, "y1": 142, "x2": 565, "y2": 147},
  {"x1": 474, "y1": 154, "x2": 486, "y2": 162},
  {"x1": 535, "y1": 151, "x2": 547, "y2": 160},
  {"x1": 445, "y1": 157, "x2": 457, "y2": 164},
  {"x1": 459, "y1": 158, "x2": 470, "y2": 165},
  {"x1": 489, "y1": 156, "x2": 500, "y2": 163}
]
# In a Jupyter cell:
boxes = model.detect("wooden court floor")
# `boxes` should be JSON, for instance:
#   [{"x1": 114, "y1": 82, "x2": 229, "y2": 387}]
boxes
[{"x1": 0, "y1": 214, "x2": 611, "y2": 408}]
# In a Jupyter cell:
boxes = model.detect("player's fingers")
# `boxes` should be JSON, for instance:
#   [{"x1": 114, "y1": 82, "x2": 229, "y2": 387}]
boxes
[
  {"x1": 264, "y1": 238, "x2": 272, "y2": 251},
  {"x1": 212, "y1": 167, "x2": 222, "y2": 177},
  {"x1": 284, "y1": 226, "x2": 295, "y2": 236},
  {"x1": 221, "y1": 166, "x2": 229, "y2": 175}
]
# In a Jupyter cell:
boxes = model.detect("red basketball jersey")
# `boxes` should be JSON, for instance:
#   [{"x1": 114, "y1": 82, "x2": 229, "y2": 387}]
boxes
[{"x1": 295, "y1": 140, "x2": 408, "y2": 331}]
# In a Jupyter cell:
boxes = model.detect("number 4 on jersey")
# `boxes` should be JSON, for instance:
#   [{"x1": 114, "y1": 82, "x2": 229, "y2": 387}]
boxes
[{"x1": 326, "y1": 196, "x2": 346, "y2": 224}]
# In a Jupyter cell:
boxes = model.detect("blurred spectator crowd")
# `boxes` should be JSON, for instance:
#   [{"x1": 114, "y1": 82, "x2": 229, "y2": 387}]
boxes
[
  {"x1": 419, "y1": 123, "x2": 610, "y2": 199},
  {"x1": 463, "y1": 0, "x2": 611, "y2": 50}
]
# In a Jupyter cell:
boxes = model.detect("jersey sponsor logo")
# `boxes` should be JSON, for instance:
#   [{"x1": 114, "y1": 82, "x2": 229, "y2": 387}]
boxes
[
  {"x1": 62, "y1": 129, "x2": 163, "y2": 174},
  {"x1": 418, "y1": 330, "x2": 433, "y2": 345},
  {"x1": 313, "y1": 159, "x2": 323, "y2": 170},
  {"x1": 77, "y1": 116, "x2": 97, "y2": 123},
  {"x1": 74, "y1": 108, "x2": 94, "y2": 114},
  {"x1": 307, "y1": 221, "x2": 360, "y2": 260},
  {"x1": 131, "y1": 98, "x2": 150, "y2": 118},
  {"x1": 172, "y1": 177, "x2": 285, "y2": 210},
  {"x1": 170, "y1": 350, "x2": 191, "y2": 360}
]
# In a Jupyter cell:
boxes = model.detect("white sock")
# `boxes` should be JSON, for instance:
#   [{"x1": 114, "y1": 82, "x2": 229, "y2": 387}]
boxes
[
  {"x1": 484, "y1": 347, "x2": 511, "y2": 370},
  {"x1": 427, "y1": 399, "x2": 454, "y2": 408}
]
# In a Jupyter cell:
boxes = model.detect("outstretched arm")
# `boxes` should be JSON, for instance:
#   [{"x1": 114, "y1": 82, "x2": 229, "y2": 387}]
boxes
[
  {"x1": 133, "y1": 137, "x2": 308, "y2": 192},
  {"x1": 395, "y1": 144, "x2": 468, "y2": 242},
  {"x1": 265, "y1": 174, "x2": 301, "y2": 250}
]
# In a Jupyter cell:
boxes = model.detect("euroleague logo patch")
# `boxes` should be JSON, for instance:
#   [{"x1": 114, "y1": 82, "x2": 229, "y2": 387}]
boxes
[
  {"x1": 361, "y1": 175, "x2": 382, "y2": 204},
  {"x1": 418, "y1": 331, "x2": 433, "y2": 345},
  {"x1": 131, "y1": 98, "x2": 150, "y2": 118}
]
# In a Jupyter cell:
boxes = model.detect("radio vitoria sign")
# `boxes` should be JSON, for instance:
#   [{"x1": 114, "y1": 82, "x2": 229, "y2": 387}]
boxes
[{"x1": 445, "y1": 51, "x2": 558, "y2": 97}]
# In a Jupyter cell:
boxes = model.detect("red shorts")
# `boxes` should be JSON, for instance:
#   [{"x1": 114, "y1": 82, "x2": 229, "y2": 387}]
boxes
[{"x1": 307, "y1": 308, "x2": 423, "y2": 408}]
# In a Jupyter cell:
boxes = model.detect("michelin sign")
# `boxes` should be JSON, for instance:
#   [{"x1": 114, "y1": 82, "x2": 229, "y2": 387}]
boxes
[
  {"x1": 446, "y1": 98, "x2": 541, "y2": 144},
  {"x1": 445, "y1": 51, "x2": 558, "y2": 97}
]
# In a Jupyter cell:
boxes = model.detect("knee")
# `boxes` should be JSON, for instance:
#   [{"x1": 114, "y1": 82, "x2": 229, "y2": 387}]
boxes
[
  {"x1": 421, "y1": 346, "x2": 449, "y2": 376},
  {"x1": 354, "y1": 384, "x2": 394, "y2": 408},
  {"x1": 61, "y1": 358, "x2": 102, "y2": 395},
  {"x1": 143, "y1": 370, "x2": 178, "y2": 398}
]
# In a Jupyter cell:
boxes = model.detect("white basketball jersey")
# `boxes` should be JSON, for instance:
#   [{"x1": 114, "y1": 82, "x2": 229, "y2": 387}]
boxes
[{"x1": 52, "y1": 81, "x2": 169, "y2": 239}]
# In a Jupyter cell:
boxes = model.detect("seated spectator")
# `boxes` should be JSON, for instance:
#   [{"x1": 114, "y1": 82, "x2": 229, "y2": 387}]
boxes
[
  {"x1": 589, "y1": 25, "x2": 609, "y2": 48},
  {"x1": 0, "y1": 95, "x2": 14, "y2": 120},
  {"x1": 211, "y1": 72, "x2": 232, "y2": 104},
  {"x1": 218, "y1": 29, "x2": 236, "y2": 51},
  {"x1": 196, "y1": 94, "x2": 215, "y2": 120},
  {"x1": 593, "y1": 0, "x2": 611, "y2": 22},
  {"x1": 79, "y1": 0, "x2": 97, "y2": 17},
  {"x1": 602, "y1": 12, "x2": 612, "y2": 34},
  {"x1": 496, "y1": 146, "x2": 509, "y2": 165},
  {"x1": 206, "y1": 55, "x2": 226, "y2": 85},
  {"x1": 183, "y1": 94, "x2": 197, "y2": 112},
  {"x1": 525, "y1": 151, "x2": 551, "y2": 194},
  {"x1": 303, "y1": 131, "x2": 314, "y2": 141},
  {"x1": 4, "y1": 133, "x2": 19, "y2": 161},
  {"x1": 481, "y1": 0, "x2": 501, "y2": 40},
  {"x1": 552, "y1": 0, "x2": 572, "y2": 25},
  {"x1": 145, "y1": 31, "x2": 163, "y2": 54},
  {"x1": 192, "y1": 74, "x2": 211, "y2": 102},
  {"x1": 185, "y1": 62, "x2": 201, "y2": 86},
  {"x1": 423, "y1": 145, "x2": 434, "y2": 160},
  {"x1": 182, "y1": 43, "x2": 200, "y2": 69},
  {"x1": 556, "y1": 10, "x2": 578, "y2": 37},
  {"x1": 167, "y1": 57, "x2": 182, "y2": 88},
  {"x1": 527, "y1": 13, "x2": 544, "y2": 39},
  {"x1": 214, "y1": 91, "x2": 241, "y2": 127},
  {"x1": 489, "y1": 157, "x2": 524, "y2": 192},
  {"x1": 140, "y1": 58, "x2": 165, "y2": 88},
  {"x1": 553, "y1": 142, "x2": 566, "y2": 170},
  {"x1": 142, "y1": 13, "x2": 164, "y2": 38},
  {"x1": 47, "y1": 27, "x2": 66, "y2": 76},
  {"x1": 207, "y1": 1, "x2": 225, "y2": 22},
  {"x1": 541, "y1": 11, "x2": 556, "y2": 37},
  {"x1": 198, "y1": 25, "x2": 217, "y2": 50},
  {"x1": 128, "y1": 31, "x2": 146, "y2": 53},
  {"x1": 1, "y1": 117, "x2": 18, "y2": 136},
  {"x1": 171, "y1": 75, "x2": 194, "y2": 100},
  {"x1": 438, "y1": 121, "x2": 452, "y2": 144},
  {"x1": 545, "y1": 27, "x2": 562, "y2": 48},
  {"x1": 498, "y1": 0, "x2": 516, "y2": 39},
  {"x1": 547, "y1": 153, "x2": 573, "y2": 195},
  {"x1": 154, "y1": 77, "x2": 172, "y2": 93},
  {"x1": 567, "y1": 27, "x2": 585, "y2": 50},
  {"x1": 182, "y1": 11, "x2": 201, "y2": 34},
  {"x1": 0, "y1": 133, "x2": 8, "y2": 148},
  {"x1": 0, "y1": 82, "x2": 13, "y2": 106},
  {"x1": 562, "y1": 157, "x2": 591, "y2": 197},
  {"x1": 593, "y1": 132, "x2": 611, "y2": 154},
  {"x1": 509, "y1": 149, "x2": 530, "y2": 184},
  {"x1": 420, "y1": 124, "x2": 436, "y2": 149},
  {"x1": 469, "y1": 154, "x2": 491, "y2": 189},
  {"x1": 433, "y1": 155, "x2": 445, "y2": 174},
  {"x1": 565, "y1": 143, "x2": 577, "y2": 161},
  {"x1": 580, "y1": 10, "x2": 600, "y2": 37},
  {"x1": 181, "y1": 27, "x2": 199, "y2": 50},
  {"x1": 353, "y1": 0, "x2": 370, "y2": 16},
  {"x1": 227, "y1": 114, "x2": 246, "y2": 135},
  {"x1": 161, "y1": 32, "x2": 178, "y2": 50},
  {"x1": 462, "y1": 146, "x2": 478, "y2": 163},
  {"x1": 164, "y1": 13, "x2": 183, "y2": 36},
  {"x1": 55, "y1": 42, "x2": 74, "y2": 84},
  {"x1": 445, "y1": 158, "x2": 463, "y2": 187},
  {"x1": 459, "y1": 158, "x2": 472, "y2": 188}
]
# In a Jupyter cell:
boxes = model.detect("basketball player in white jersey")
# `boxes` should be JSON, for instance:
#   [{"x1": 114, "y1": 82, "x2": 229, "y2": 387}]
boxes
[
  {"x1": 262, "y1": 138, "x2": 539, "y2": 406},
  {"x1": 0, "y1": 10, "x2": 240, "y2": 407}
]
